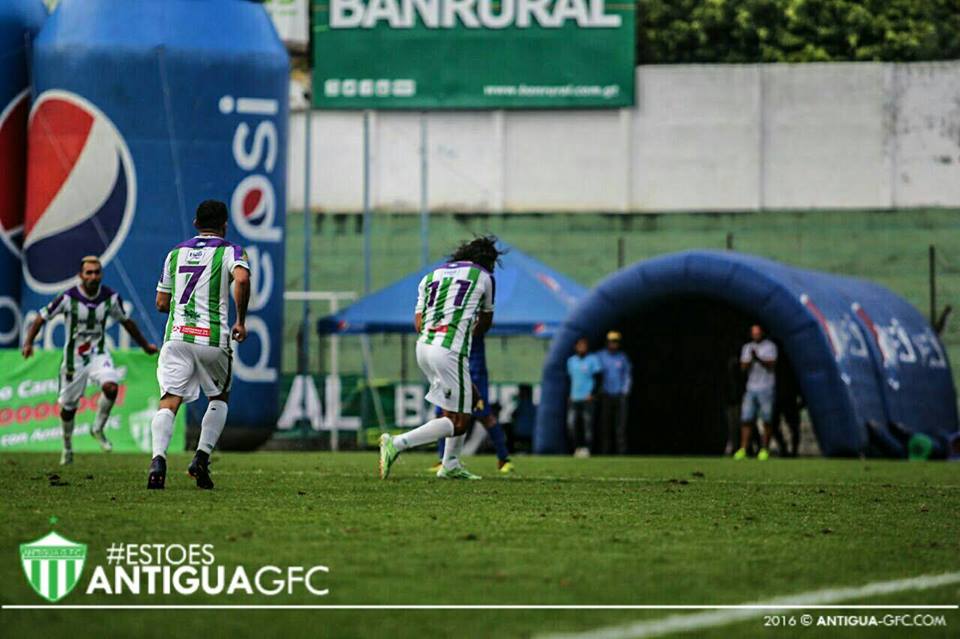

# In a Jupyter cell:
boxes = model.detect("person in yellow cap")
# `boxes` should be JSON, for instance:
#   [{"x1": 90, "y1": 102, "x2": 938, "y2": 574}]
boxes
[{"x1": 597, "y1": 330, "x2": 632, "y2": 454}]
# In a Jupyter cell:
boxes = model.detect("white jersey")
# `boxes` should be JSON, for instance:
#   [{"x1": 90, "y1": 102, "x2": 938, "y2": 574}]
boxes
[
  {"x1": 40, "y1": 285, "x2": 128, "y2": 375},
  {"x1": 740, "y1": 339, "x2": 778, "y2": 392},
  {"x1": 156, "y1": 235, "x2": 249, "y2": 349},
  {"x1": 415, "y1": 261, "x2": 495, "y2": 355}
]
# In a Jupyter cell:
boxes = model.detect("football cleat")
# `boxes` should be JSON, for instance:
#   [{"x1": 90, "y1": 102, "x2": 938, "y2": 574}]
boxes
[
  {"x1": 498, "y1": 460, "x2": 515, "y2": 474},
  {"x1": 187, "y1": 451, "x2": 214, "y2": 489},
  {"x1": 426, "y1": 461, "x2": 443, "y2": 474},
  {"x1": 379, "y1": 433, "x2": 399, "y2": 479},
  {"x1": 436, "y1": 466, "x2": 482, "y2": 480},
  {"x1": 92, "y1": 426, "x2": 113, "y2": 452},
  {"x1": 147, "y1": 455, "x2": 166, "y2": 489},
  {"x1": 60, "y1": 449, "x2": 73, "y2": 466},
  {"x1": 733, "y1": 448, "x2": 747, "y2": 460},
  {"x1": 757, "y1": 448, "x2": 770, "y2": 461}
]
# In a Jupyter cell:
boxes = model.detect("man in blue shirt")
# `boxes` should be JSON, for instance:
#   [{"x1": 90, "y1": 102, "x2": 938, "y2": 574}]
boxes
[
  {"x1": 597, "y1": 331, "x2": 632, "y2": 454},
  {"x1": 567, "y1": 336, "x2": 601, "y2": 457}
]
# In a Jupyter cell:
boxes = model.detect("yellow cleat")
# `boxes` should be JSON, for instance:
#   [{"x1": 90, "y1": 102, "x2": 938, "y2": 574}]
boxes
[
  {"x1": 733, "y1": 448, "x2": 747, "y2": 460},
  {"x1": 426, "y1": 462, "x2": 442, "y2": 474},
  {"x1": 498, "y1": 461, "x2": 515, "y2": 475},
  {"x1": 757, "y1": 448, "x2": 770, "y2": 461}
]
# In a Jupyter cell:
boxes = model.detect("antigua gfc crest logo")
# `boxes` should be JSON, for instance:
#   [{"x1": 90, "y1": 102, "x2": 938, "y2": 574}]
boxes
[{"x1": 19, "y1": 531, "x2": 87, "y2": 602}]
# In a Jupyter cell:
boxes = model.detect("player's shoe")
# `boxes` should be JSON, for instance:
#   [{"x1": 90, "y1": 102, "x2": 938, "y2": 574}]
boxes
[
  {"x1": 426, "y1": 461, "x2": 442, "y2": 474},
  {"x1": 379, "y1": 433, "x2": 399, "y2": 479},
  {"x1": 91, "y1": 426, "x2": 113, "y2": 452},
  {"x1": 60, "y1": 449, "x2": 73, "y2": 466},
  {"x1": 733, "y1": 448, "x2": 747, "y2": 460},
  {"x1": 147, "y1": 455, "x2": 166, "y2": 489},
  {"x1": 498, "y1": 460, "x2": 515, "y2": 474},
  {"x1": 187, "y1": 451, "x2": 214, "y2": 489},
  {"x1": 436, "y1": 465, "x2": 482, "y2": 480},
  {"x1": 757, "y1": 448, "x2": 770, "y2": 461}
]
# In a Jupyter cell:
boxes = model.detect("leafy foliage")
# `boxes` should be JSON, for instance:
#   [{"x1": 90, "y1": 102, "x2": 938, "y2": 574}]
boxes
[{"x1": 636, "y1": 0, "x2": 960, "y2": 63}]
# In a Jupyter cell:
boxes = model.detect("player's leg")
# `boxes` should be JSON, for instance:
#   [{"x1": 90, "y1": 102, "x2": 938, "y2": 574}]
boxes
[
  {"x1": 148, "y1": 342, "x2": 196, "y2": 489},
  {"x1": 379, "y1": 343, "x2": 456, "y2": 479},
  {"x1": 58, "y1": 408, "x2": 76, "y2": 465},
  {"x1": 89, "y1": 354, "x2": 120, "y2": 451},
  {"x1": 57, "y1": 369, "x2": 86, "y2": 465},
  {"x1": 757, "y1": 389, "x2": 775, "y2": 461},
  {"x1": 735, "y1": 391, "x2": 755, "y2": 459},
  {"x1": 483, "y1": 413, "x2": 512, "y2": 472},
  {"x1": 186, "y1": 345, "x2": 234, "y2": 489},
  {"x1": 437, "y1": 352, "x2": 480, "y2": 478}
]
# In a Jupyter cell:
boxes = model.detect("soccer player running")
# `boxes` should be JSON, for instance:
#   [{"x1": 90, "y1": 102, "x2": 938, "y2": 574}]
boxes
[
  {"x1": 21, "y1": 256, "x2": 158, "y2": 465},
  {"x1": 380, "y1": 236, "x2": 503, "y2": 480},
  {"x1": 147, "y1": 200, "x2": 250, "y2": 490}
]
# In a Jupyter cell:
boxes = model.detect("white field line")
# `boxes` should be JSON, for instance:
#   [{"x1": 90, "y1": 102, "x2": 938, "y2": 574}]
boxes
[{"x1": 537, "y1": 572, "x2": 960, "y2": 639}]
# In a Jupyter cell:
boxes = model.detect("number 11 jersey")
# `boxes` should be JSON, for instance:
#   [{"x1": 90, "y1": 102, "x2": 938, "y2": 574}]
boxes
[
  {"x1": 157, "y1": 235, "x2": 249, "y2": 349},
  {"x1": 416, "y1": 261, "x2": 495, "y2": 356}
]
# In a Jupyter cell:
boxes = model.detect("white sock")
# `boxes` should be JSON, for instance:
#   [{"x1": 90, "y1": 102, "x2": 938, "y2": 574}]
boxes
[
  {"x1": 93, "y1": 394, "x2": 115, "y2": 433},
  {"x1": 62, "y1": 418, "x2": 74, "y2": 450},
  {"x1": 198, "y1": 400, "x2": 228, "y2": 454},
  {"x1": 151, "y1": 408, "x2": 175, "y2": 459},
  {"x1": 393, "y1": 417, "x2": 454, "y2": 452},
  {"x1": 441, "y1": 434, "x2": 465, "y2": 470}
]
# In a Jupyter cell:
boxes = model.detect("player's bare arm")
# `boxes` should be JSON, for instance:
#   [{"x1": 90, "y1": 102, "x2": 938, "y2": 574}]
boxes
[
  {"x1": 121, "y1": 318, "x2": 158, "y2": 355},
  {"x1": 414, "y1": 311, "x2": 423, "y2": 333},
  {"x1": 231, "y1": 266, "x2": 251, "y2": 343},
  {"x1": 156, "y1": 291, "x2": 171, "y2": 313},
  {"x1": 21, "y1": 314, "x2": 45, "y2": 359},
  {"x1": 474, "y1": 310, "x2": 494, "y2": 337}
]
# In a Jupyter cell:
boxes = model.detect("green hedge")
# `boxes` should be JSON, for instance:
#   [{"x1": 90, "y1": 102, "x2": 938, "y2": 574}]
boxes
[{"x1": 637, "y1": 0, "x2": 960, "y2": 63}]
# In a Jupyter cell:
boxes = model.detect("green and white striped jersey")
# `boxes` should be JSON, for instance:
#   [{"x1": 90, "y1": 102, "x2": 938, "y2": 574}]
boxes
[
  {"x1": 416, "y1": 261, "x2": 495, "y2": 355},
  {"x1": 156, "y1": 235, "x2": 249, "y2": 349},
  {"x1": 40, "y1": 285, "x2": 128, "y2": 374}
]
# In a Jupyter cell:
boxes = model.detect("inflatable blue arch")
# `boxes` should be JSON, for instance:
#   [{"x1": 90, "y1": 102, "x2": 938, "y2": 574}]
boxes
[{"x1": 534, "y1": 250, "x2": 958, "y2": 457}]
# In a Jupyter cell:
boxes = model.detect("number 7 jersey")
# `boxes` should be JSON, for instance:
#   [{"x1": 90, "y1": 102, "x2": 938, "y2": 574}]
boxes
[
  {"x1": 416, "y1": 261, "x2": 495, "y2": 355},
  {"x1": 157, "y1": 235, "x2": 250, "y2": 349}
]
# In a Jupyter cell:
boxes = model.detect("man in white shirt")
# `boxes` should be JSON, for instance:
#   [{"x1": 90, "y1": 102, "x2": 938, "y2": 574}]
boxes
[{"x1": 735, "y1": 324, "x2": 777, "y2": 461}]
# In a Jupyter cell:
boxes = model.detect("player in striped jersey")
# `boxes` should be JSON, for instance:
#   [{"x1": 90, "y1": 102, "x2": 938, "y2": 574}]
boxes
[
  {"x1": 21, "y1": 256, "x2": 158, "y2": 465},
  {"x1": 147, "y1": 200, "x2": 250, "y2": 490},
  {"x1": 379, "y1": 236, "x2": 505, "y2": 480}
]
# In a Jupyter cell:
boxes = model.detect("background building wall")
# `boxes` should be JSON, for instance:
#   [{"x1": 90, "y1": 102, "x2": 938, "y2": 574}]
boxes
[{"x1": 287, "y1": 62, "x2": 960, "y2": 213}]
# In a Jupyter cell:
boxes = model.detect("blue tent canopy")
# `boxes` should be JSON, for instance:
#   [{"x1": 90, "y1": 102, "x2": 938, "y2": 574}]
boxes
[
  {"x1": 316, "y1": 243, "x2": 587, "y2": 337},
  {"x1": 534, "y1": 250, "x2": 959, "y2": 458}
]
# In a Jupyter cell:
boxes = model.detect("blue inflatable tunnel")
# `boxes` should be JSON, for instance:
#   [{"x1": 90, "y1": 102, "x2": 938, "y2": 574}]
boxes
[{"x1": 534, "y1": 250, "x2": 959, "y2": 457}]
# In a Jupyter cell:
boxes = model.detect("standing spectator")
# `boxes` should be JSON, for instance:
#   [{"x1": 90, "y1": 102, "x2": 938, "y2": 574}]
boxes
[
  {"x1": 597, "y1": 331, "x2": 632, "y2": 455},
  {"x1": 735, "y1": 324, "x2": 777, "y2": 461},
  {"x1": 567, "y1": 337, "x2": 601, "y2": 457}
]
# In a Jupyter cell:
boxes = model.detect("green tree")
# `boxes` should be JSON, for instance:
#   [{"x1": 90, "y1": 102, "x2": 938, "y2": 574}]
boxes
[{"x1": 636, "y1": 0, "x2": 960, "y2": 63}]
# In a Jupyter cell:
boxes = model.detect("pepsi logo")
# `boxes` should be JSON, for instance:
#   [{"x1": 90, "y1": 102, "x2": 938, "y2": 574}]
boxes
[
  {"x1": 0, "y1": 88, "x2": 30, "y2": 257},
  {"x1": 230, "y1": 174, "x2": 280, "y2": 241},
  {"x1": 22, "y1": 90, "x2": 136, "y2": 292}
]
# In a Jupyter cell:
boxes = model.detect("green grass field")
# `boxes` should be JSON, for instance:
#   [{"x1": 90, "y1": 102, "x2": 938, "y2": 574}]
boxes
[{"x1": 1, "y1": 452, "x2": 958, "y2": 638}]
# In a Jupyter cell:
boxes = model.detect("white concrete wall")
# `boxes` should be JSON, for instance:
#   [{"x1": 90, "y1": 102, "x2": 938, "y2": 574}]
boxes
[{"x1": 286, "y1": 62, "x2": 960, "y2": 213}]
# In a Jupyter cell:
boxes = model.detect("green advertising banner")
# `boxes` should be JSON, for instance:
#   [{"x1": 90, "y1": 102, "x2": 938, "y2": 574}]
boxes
[
  {"x1": 0, "y1": 351, "x2": 185, "y2": 454},
  {"x1": 312, "y1": 0, "x2": 635, "y2": 109}
]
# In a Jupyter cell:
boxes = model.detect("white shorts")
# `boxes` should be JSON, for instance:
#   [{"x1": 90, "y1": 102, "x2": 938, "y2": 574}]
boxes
[
  {"x1": 59, "y1": 353, "x2": 120, "y2": 411},
  {"x1": 416, "y1": 341, "x2": 472, "y2": 414},
  {"x1": 157, "y1": 340, "x2": 232, "y2": 404}
]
